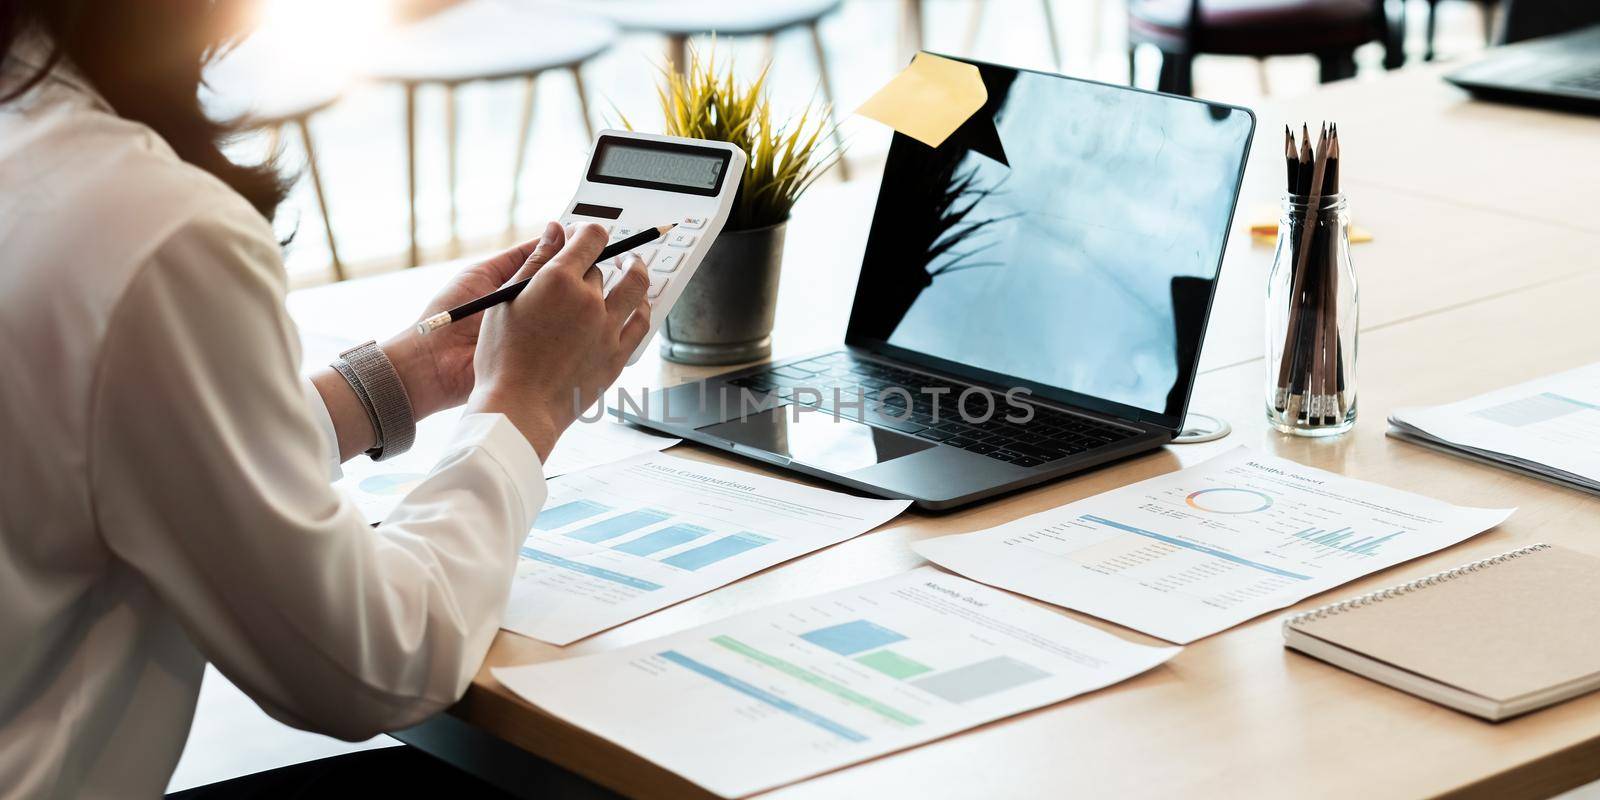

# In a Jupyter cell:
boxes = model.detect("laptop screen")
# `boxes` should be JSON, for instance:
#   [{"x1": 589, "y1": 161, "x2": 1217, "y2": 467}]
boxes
[{"x1": 845, "y1": 58, "x2": 1254, "y2": 429}]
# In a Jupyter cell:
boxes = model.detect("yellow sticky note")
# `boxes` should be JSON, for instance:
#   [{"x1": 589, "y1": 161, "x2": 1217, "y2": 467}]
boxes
[{"x1": 855, "y1": 53, "x2": 988, "y2": 149}]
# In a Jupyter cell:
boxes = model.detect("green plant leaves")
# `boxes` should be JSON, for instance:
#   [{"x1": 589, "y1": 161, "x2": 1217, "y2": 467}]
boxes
[{"x1": 628, "y1": 43, "x2": 842, "y2": 231}]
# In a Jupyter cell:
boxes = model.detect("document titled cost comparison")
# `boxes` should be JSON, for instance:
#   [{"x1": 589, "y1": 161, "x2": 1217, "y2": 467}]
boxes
[
  {"x1": 502, "y1": 453, "x2": 911, "y2": 645},
  {"x1": 495, "y1": 568, "x2": 1177, "y2": 798},
  {"x1": 917, "y1": 447, "x2": 1513, "y2": 643}
]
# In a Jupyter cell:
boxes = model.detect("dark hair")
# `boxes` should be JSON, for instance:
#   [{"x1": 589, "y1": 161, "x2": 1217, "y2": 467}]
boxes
[{"x1": 0, "y1": 0, "x2": 291, "y2": 221}]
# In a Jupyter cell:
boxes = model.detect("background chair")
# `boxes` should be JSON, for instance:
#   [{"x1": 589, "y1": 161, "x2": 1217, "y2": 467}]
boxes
[
  {"x1": 586, "y1": 0, "x2": 851, "y2": 178},
  {"x1": 962, "y1": 0, "x2": 1069, "y2": 70},
  {"x1": 206, "y1": 42, "x2": 351, "y2": 280},
  {"x1": 368, "y1": 1, "x2": 618, "y2": 266},
  {"x1": 1127, "y1": 0, "x2": 1403, "y2": 97},
  {"x1": 1422, "y1": 0, "x2": 1499, "y2": 60}
]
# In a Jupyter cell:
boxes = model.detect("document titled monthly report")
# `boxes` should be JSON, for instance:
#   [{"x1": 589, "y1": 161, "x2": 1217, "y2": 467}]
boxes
[
  {"x1": 503, "y1": 453, "x2": 911, "y2": 644},
  {"x1": 495, "y1": 568, "x2": 1177, "y2": 798},
  {"x1": 917, "y1": 447, "x2": 1513, "y2": 643}
]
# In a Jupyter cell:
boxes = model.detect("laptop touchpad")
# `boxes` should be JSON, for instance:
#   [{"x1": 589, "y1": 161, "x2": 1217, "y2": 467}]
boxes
[{"x1": 699, "y1": 407, "x2": 933, "y2": 474}]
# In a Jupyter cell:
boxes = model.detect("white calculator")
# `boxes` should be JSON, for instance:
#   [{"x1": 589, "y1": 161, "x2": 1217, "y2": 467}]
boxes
[{"x1": 560, "y1": 130, "x2": 746, "y2": 365}]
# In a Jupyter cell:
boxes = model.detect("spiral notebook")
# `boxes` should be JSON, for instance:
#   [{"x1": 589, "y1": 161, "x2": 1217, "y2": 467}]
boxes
[{"x1": 1283, "y1": 544, "x2": 1600, "y2": 721}]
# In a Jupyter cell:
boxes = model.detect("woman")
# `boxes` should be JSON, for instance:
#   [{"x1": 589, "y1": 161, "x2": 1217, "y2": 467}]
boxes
[{"x1": 0, "y1": 2, "x2": 652, "y2": 796}]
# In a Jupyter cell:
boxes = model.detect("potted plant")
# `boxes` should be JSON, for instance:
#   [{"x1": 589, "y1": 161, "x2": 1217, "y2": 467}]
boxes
[{"x1": 624, "y1": 47, "x2": 840, "y2": 365}]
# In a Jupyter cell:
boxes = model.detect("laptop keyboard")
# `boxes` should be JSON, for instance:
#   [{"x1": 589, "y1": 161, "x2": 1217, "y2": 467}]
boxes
[
  {"x1": 726, "y1": 351, "x2": 1142, "y2": 468},
  {"x1": 1555, "y1": 67, "x2": 1600, "y2": 92}
]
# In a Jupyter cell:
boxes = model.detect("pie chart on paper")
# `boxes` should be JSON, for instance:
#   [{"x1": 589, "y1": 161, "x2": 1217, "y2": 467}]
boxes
[{"x1": 1185, "y1": 487, "x2": 1273, "y2": 514}]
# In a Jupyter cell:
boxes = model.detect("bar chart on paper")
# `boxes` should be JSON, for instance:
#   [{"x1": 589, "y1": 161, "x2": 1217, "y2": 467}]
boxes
[
  {"x1": 500, "y1": 453, "x2": 912, "y2": 645},
  {"x1": 917, "y1": 447, "x2": 1513, "y2": 643},
  {"x1": 492, "y1": 569, "x2": 1179, "y2": 798},
  {"x1": 517, "y1": 499, "x2": 779, "y2": 596},
  {"x1": 1290, "y1": 526, "x2": 1403, "y2": 556}
]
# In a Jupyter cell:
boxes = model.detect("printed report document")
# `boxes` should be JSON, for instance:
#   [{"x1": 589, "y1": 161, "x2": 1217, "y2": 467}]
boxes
[
  {"x1": 1388, "y1": 361, "x2": 1600, "y2": 494},
  {"x1": 502, "y1": 453, "x2": 911, "y2": 645},
  {"x1": 494, "y1": 567, "x2": 1178, "y2": 798},
  {"x1": 336, "y1": 411, "x2": 680, "y2": 523},
  {"x1": 916, "y1": 447, "x2": 1513, "y2": 643}
]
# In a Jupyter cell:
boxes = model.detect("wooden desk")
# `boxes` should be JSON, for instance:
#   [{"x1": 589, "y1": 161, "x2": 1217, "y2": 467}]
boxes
[{"x1": 288, "y1": 64, "x2": 1600, "y2": 800}]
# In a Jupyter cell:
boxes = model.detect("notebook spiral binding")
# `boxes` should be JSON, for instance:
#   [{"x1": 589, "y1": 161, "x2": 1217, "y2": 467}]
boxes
[{"x1": 1283, "y1": 543, "x2": 1552, "y2": 630}]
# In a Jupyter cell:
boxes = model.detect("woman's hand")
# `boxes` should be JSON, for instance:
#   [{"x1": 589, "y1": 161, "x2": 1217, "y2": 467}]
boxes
[
  {"x1": 465, "y1": 223, "x2": 652, "y2": 459},
  {"x1": 381, "y1": 222, "x2": 568, "y2": 420}
]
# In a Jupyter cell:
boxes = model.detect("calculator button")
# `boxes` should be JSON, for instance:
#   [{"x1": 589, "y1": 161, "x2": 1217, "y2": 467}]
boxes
[
  {"x1": 666, "y1": 231, "x2": 697, "y2": 248},
  {"x1": 648, "y1": 276, "x2": 672, "y2": 299},
  {"x1": 653, "y1": 251, "x2": 683, "y2": 272},
  {"x1": 634, "y1": 247, "x2": 657, "y2": 267},
  {"x1": 610, "y1": 227, "x2": 636, "y2": 241},
  {"x1": 678, "y1": 216, "x2": 706, "y2": 230}
]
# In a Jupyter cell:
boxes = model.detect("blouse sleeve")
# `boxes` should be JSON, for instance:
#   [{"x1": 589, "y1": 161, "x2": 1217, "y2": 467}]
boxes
[{"x1": 87, "y1": 205, "x2": 546, "y2": 740}]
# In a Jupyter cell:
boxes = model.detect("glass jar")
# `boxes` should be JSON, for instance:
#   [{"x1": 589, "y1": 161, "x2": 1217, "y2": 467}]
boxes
[{"x1": 1265, "y1": 193, "x2": 1358, "y2": 436}]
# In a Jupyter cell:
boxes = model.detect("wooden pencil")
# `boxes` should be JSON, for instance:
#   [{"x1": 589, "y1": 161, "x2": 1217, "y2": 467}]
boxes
[{"x1": 1275, "y1": 124, "x2": 1331, "y2": 420}]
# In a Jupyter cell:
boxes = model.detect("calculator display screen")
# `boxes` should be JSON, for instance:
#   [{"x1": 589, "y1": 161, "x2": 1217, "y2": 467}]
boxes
[{"x1": 590, "y1": 138, "x2": 731, "y2": 196}]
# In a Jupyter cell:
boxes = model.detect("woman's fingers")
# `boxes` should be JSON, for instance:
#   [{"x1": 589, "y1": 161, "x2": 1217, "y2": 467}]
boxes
[
  {"x1": 509, "y1": 221, "x2": 566, "y2": 282},
  {"x1": 605, "y1": 257, "x2": 649, "y2": 326},
  {"x1": 617, "y1": 295, "x2": 653, "y2": 355},
  {"x1": 547, "y1": 223, "x2": 611, "y2": 283}
]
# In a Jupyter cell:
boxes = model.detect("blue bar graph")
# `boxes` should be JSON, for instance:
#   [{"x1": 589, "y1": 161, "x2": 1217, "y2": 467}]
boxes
[
  {"x1": 566, "y1": 509, "x2": 673, "y2": 543},
  {"x1": 613, "y1": 523, "x2": 712, "y2": 556},
  {"x1": 533, "y1": 499, "x2": 611, "y2": 531},
  {"x1": 519, "y1": 547, "x2": 663, "y2": 591},
  {"x1": 659, "y1": 650, "x2": 867, "y2": 742},
  {"x1": 1292, "y1": 526, "x2": 1402, "y2": 556},
  {"x1": 801, "y1": 620, "x2": 908, "y2": 656},
  {"x1": 1080, "y1": 515, "x2": 1313, "y2": 580},
  {"x1": 661, "y1": 531, "x2": 774, "y2": 571}
]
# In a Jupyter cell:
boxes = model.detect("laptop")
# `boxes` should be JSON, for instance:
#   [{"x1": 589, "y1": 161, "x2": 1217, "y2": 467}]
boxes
[
  {"x1": 1446, "y1": 24, "x2": 1600, "y2": 114},
  {"x1": 625, "y1": 56, "x2": 1254, "y2": 510}
]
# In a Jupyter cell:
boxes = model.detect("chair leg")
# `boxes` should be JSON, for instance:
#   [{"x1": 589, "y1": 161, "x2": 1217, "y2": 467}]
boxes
[
  {"x1": 1381, "y1": 0, "x2": 1407, "y2": 70},
  {"x1": 294, "y1": 117, "x2": 345, "y2": 281},
  {"x1": 404, "y1": 82, "x2": 420, "y2": 268},
  {"x1": 667, "y1": 34, "x2": 688, "y2": 72},
  {"x1": 1255, "y1": 57, "x2": 1270, "y2": 96},
  {"x1": 1423, "y1": 0, "x2": 1439, "y2": 61},
  {"x1": 901, "y1": 0, "x2": 924, "y2": 62},
  {"x1": 807, "y1": 22, "x2": 850, "y2": 181},
  {"x1": 961, "y1": 0, "x2": 984, "y2": 55},
  {"x1": 1087, "y1": 0, "x2": 1107, "y2": 64},
  {"x1": 1479, "y1": 0, "x2": 1496, "y2": 44},
  {"x1": 1127, "y1": 44, "x2": 1138, "y2": 86},
  {"x1": 1040, "y1": 0, "x2": 1064, "y2": 70},
  {"x1": 761, "y1": 33, "x2": 777, "y2": 66},
  {"x1": 1317, "y1": 49, "x2": 1357, "y2": 83},
  {"x1": 569, "y1": 65, "x2": 595, "y2": 141},
  {"x1": 508, "y1": 74, "x2": 538, "y2": 241},
  {"x1": 1155, "y1": 50, "x2": 1193, "y2": 96},
  {"x1": 265, "y1": 122, "x2": 285, "y2": 159},
  {"x1": 445, "y1": 83, "x2": 460, "y2": 257}
]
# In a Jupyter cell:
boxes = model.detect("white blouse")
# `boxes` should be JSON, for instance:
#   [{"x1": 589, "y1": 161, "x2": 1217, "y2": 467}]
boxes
[{"x1": 0, "y1": 51, "x2": 547, "y2": 798}]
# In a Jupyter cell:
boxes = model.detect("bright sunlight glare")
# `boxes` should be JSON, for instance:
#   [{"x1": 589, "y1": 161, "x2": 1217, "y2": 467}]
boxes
[{"x1": 249, "y1": 0, "x2": 395, "y2": 74}]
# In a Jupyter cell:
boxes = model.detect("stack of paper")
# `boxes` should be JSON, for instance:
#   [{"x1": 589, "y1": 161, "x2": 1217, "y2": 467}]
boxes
[
  {"x1": 495, "y1": 568, "x2": 1177, "y2": 798},
  {"x1": 502, "y1": 452, "x2": 911, "y2": 644},
  {"x1": 916, "y1": 447, "x2": 1512, "y2": 643},
  {"x1": 1388, "y1": 362, "x2": 1600, "y2": 494},
  {"x1": 336, "y1": 411, "x2": 680, "y2": 523}
]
